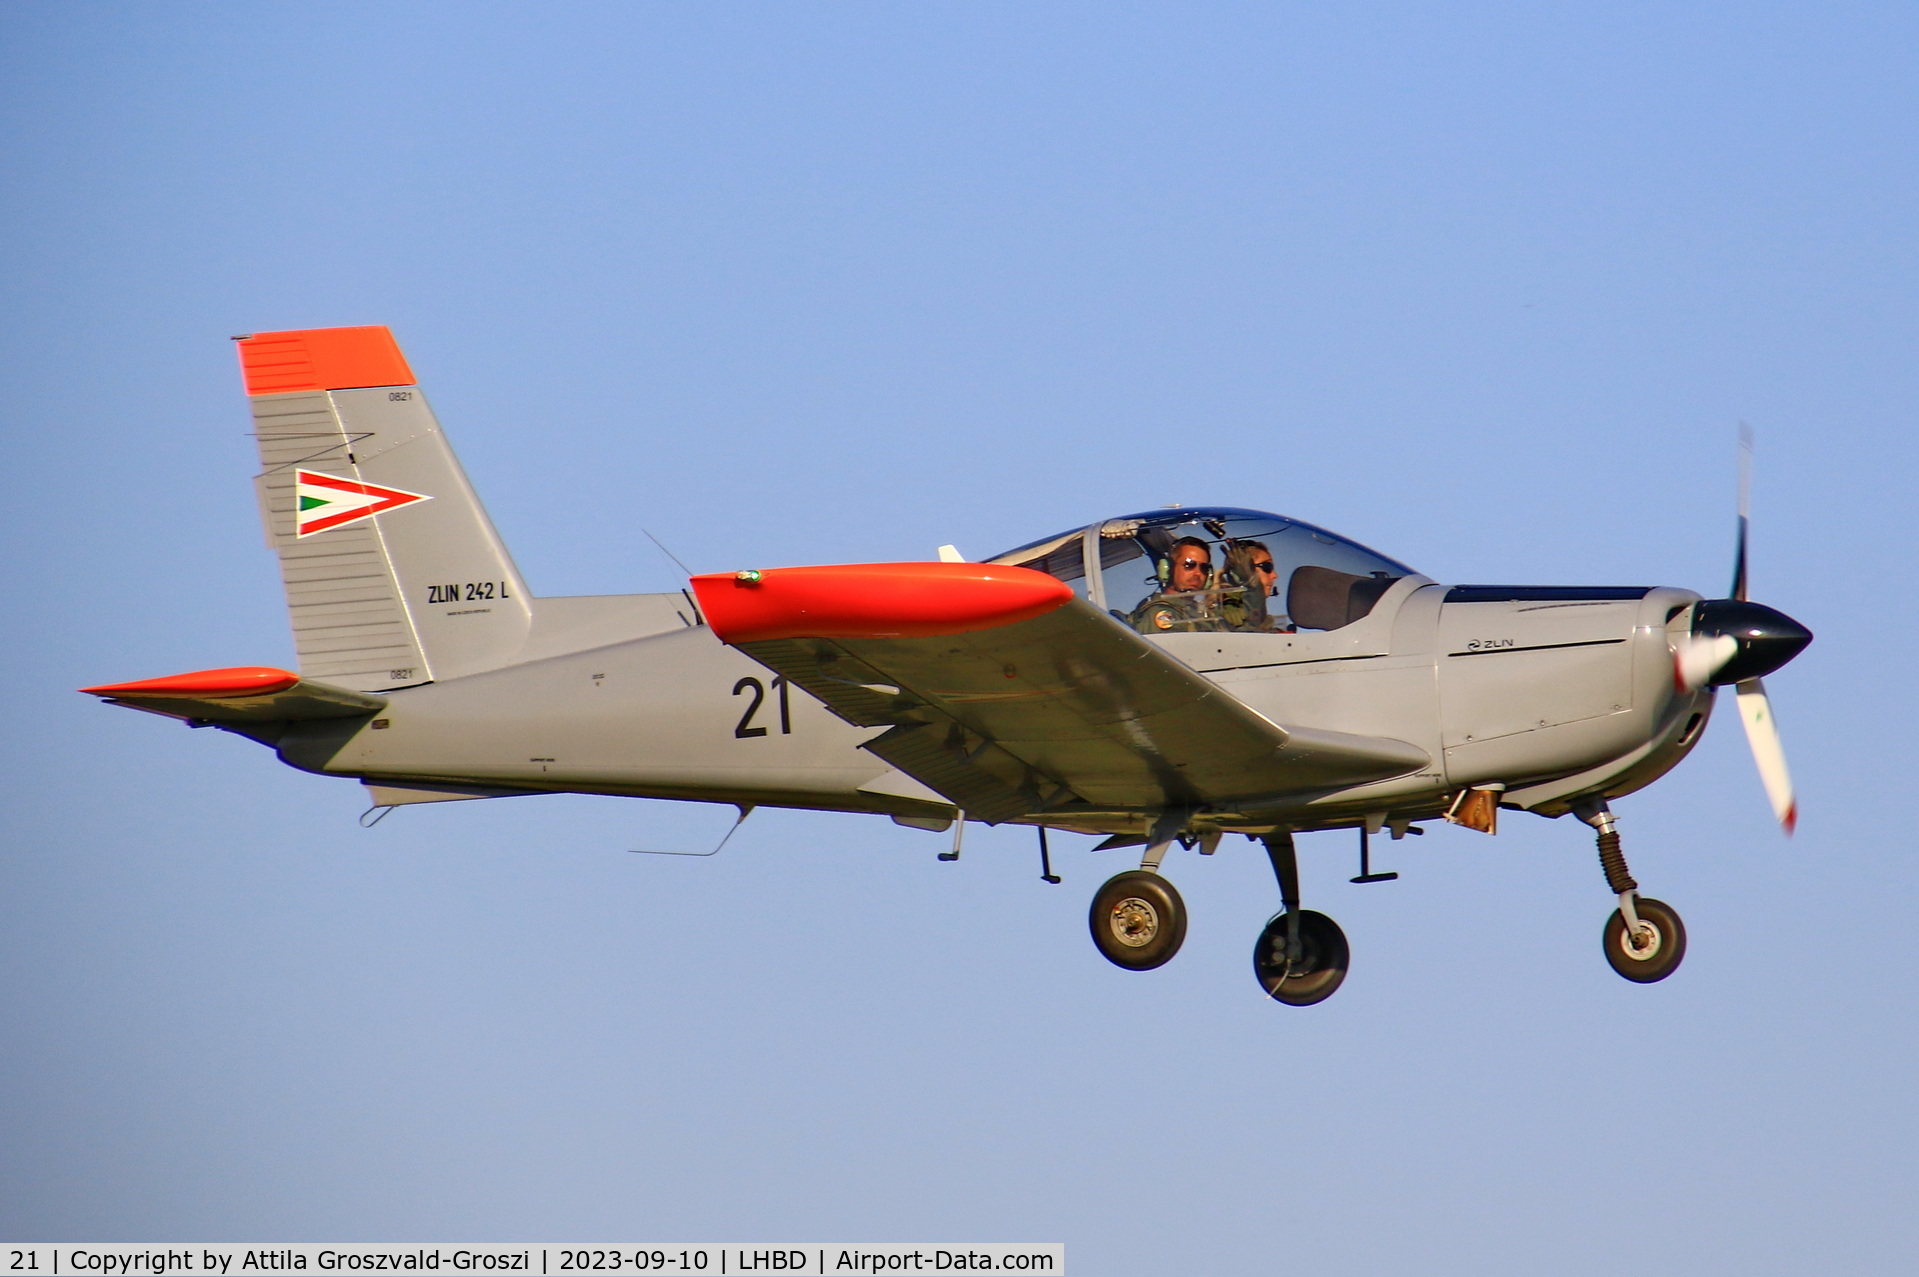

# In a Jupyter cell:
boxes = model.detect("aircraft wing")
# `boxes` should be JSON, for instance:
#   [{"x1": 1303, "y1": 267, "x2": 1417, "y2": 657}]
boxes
[
  {"x1": 692, "y1": 564, "x2": 1428, "y2": 823},
  {"x1": 80, "y1": 666, "x2": 388, "y2": 723}
]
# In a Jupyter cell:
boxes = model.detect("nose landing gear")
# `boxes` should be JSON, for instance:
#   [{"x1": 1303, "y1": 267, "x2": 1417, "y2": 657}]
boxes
[
  {"x1": 1603, "y1": 896, "x2": 1686, "y2": 982},
  {"x1": 1578, "y1": 801, "x2": 1686, "y2": 983}
]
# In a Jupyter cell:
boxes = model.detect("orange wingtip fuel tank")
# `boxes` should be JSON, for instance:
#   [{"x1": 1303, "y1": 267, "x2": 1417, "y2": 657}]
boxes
[
  {"x1": 236, "y1": 326, "x2": 416, "y2": 396},
  {"x1": 79, "y1": 666, "x2": 302, "y2": 698},
  {"x1": 691, "y1": 563, "x2": 1075, "y2": 644}
]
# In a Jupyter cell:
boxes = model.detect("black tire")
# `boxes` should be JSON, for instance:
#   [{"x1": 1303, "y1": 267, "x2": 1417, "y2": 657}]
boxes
[
  {"x1": 1253, "y1": 910, "x2": 1349, "y2": 1006},
  {"x1": 1089, "y1": 871, "x2": 1188, "y2": 970},
  {"x1": 1603, "y1": 897, "x2": 1686, "y2": 983}
]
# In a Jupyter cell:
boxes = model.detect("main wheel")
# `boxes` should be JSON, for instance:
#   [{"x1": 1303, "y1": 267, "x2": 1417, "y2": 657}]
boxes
[
  {"x1": 1253, "y1": 910, "x2": 1349, "y2": 1005},
  {"x1": 1089, "y1": 871, "x2": 1188, "y2": 970},
  {"x1": 1603, "y1": 896, "x2": 1686, "y2": 983}
]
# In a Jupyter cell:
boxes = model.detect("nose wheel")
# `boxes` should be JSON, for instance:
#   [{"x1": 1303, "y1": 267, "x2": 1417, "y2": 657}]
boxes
[
  {"x1": 1603, "y1": 896, "x2": 1686, "y2": 983},
  {"x1": 1089, "y1": 870, "x2": 1188, "y2": 970}
]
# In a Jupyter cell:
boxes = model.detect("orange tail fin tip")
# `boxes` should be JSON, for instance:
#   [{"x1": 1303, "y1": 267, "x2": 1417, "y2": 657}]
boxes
[{"x1": 236, "y1": 326, "x2": 415, "y2": 396}]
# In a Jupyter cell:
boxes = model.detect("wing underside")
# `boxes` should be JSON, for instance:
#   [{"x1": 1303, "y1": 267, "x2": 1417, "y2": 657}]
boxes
[{"x1": 734, "y1": 595, "x2": 1427, "y2": 824}]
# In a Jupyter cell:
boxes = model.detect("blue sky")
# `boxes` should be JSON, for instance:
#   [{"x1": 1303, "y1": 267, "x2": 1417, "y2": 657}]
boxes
[{"x1": 3, "y1": 3, "x2": 1916, "y2": 1271}]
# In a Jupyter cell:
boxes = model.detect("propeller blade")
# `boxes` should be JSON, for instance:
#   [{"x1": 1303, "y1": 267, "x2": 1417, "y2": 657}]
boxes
[
  {"x1": 1731, "y1": 423, "x2": 1752, "y2": 602},
  {"x1": 1735, "y1": 676, "x2": 1796, "y2": 834},
  {"x1": 1672, "y1": 632, "x2": 1738, "y2": 693}
]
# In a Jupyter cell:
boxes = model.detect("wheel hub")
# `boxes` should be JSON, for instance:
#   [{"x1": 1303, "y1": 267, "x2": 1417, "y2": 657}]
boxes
[
  {"x1": 1251, "y1": 909, "x2": 1350, "y2": 1006},
  {"x1": 1109, "y1": 897, "x2": 1160, "y2": 947},
  {"x1": 1620, "y1": 921, "x2": 1663, "y2": 961}
]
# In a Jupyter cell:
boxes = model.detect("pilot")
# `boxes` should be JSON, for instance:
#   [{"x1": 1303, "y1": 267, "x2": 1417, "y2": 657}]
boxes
[
  {"x1": 1220, "y1": 540, "x2": 1289, "y2": 632},
  {"x1": 1129, "y1": 537, "x2": 1219, "y2": 633}
]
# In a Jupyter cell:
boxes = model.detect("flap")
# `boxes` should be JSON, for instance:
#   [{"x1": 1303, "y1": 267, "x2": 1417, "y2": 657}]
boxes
[
  {"x1": 855, "y1": 767, "x2": 955, "y2": 808},
  {"x1": 80, "y1": 665, "x2": 388, "y2": 723}
]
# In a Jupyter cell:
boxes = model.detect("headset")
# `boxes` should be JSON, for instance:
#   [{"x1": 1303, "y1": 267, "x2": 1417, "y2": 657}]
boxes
[{"x1": 1156, "y1": 535, "x2": 1216, "y2": 588}]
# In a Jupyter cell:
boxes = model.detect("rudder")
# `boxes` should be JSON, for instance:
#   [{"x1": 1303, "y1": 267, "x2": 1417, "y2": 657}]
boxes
[{"x1": 239, "y1": 326, "x2": 532, "y2": 692}]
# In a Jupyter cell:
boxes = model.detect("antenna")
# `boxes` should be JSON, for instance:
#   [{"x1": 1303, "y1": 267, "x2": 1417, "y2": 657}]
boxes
[
  {"x1": 642, "y1": 527, "x2": 696, "y2": 580},
  {"x1": 630, "y1": 805, "x2": 754, "y2": 856}
]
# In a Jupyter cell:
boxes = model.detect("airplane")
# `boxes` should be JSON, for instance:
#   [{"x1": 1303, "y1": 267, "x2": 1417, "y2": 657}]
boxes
[{"x1": 81, "y1": 325, "x2": 1813, "y2": 1005}]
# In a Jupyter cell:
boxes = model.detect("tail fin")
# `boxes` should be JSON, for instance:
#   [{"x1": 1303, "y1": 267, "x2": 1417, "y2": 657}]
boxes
[{"x1": 239, "y1": 326, "x2": 532, "y2": 692}]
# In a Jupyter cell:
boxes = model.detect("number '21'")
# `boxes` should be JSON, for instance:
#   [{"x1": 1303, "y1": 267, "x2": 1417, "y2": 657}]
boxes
[{"x1": 733, "y1": 676, "x2": 791, "y2": 738}]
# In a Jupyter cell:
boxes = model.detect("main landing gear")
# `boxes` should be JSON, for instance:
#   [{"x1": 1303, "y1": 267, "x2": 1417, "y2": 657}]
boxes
[
  {"x1": 1089, "y1": 870, "x2": 1188, "y2": 970},
  {"x1": 1086, "y1": 821, "x2": 1350, "y2": 1006},
  {"x1": 1089, "y1": 810, "x2": 1191, "y2": 970},
  {"x1": 1578, "y1": 800, "x2": 1686, "y2": 983},
  {"x1": 1253, "y1": 830, "x2": 1348, "y2": 1005}
]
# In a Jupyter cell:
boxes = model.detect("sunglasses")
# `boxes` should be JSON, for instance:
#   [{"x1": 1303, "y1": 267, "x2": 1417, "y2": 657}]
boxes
[
  {"x1": 1176, "y1": 558, "x2": 1208, "y2": 570},
  {"x1": 1253, "y1": 561, "x2": 1275, "y2": 573}
]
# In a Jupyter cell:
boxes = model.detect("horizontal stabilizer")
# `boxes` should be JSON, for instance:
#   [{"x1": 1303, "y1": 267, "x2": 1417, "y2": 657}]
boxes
[{"x1": 80, "y1": 665, "x2": 387, "y2": 723}]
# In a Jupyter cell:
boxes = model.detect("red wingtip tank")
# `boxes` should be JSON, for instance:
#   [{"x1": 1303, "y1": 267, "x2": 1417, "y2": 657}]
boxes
[{"x1": 691, "y1": 562, "x2": 1076, "y2": 644}]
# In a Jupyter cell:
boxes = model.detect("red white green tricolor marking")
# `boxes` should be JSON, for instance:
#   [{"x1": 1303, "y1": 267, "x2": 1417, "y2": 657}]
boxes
[{"x1": 295, "y1": 470, "x2": 432, "y2": 537}]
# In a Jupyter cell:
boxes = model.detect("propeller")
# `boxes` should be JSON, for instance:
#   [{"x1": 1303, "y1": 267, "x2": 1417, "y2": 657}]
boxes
[
  {"x1": 1737, "y1": 678, "x2": 1797, "y2": 834},
  {"x1": 1668, "y1": 426, "x2": 1810, "y2": 833}
]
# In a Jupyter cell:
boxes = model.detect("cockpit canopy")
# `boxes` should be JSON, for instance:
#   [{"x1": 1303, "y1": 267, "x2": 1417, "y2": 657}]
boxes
[{"x1": 990, "y1": 507, "x2": 1417, "y2": 635}]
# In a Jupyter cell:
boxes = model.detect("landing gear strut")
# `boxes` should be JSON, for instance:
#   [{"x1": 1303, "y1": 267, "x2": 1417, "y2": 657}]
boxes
[
  {"x1": 1578, "y1": 801, "x2": 1686, "y2": 983},
  {"x1": 1089, "y1": 810, "x2": 1191, "y2": 970},
  {"x1": 1253, "y1": 830, "x2": 1349, "y2": 1005}
]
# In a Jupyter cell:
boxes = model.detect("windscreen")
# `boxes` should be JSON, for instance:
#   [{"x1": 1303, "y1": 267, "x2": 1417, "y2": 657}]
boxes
[
  {"x1": 1090, "y1": 508, "x2": 1414, "y2": 634},
  {"x1": 988, "y1": 526, "x2": 1092, "y2": 602}
]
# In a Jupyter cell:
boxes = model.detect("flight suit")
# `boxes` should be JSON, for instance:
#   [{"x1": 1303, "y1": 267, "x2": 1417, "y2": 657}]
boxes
[
  {"x1": 1218, "y1": 585, "x2": 1277, "y2": 632},
  {"x1": 1129, "y1": 590, "x2": 1224, "y2": 634}
]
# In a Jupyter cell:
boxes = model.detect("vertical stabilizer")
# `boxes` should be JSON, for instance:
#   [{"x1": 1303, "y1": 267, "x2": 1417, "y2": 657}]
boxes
[{"x1": 239, "y1": 326, "x2": 532, "y2": 692}]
